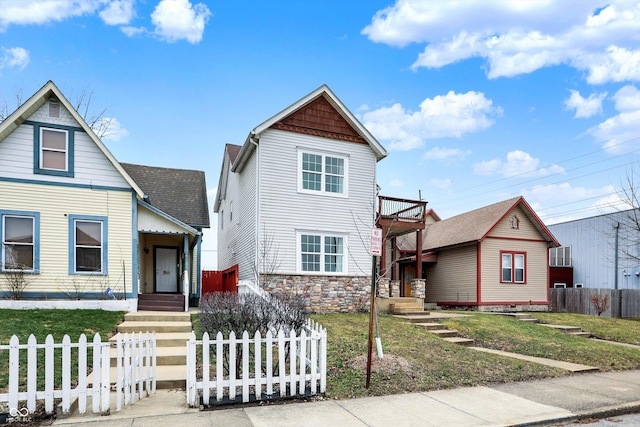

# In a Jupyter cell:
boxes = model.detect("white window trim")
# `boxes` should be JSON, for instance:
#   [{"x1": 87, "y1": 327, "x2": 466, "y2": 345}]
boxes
[
  {"x1": 296, "y1": 230, "x2": 348, "y2": 275},
  {"x1": 297, "y1": 149, "x2": 348, "y2": 198},
  {"x1": 40, "y1": 127, "x2": 69, "y2": 172},
  {"x1": 549, "y1": 246, "x2": 572, "y2": 267}
]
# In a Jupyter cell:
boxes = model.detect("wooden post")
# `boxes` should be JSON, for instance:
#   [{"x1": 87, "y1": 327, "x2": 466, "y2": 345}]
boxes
[
  {"x1": 366, "y1": 255, "x2": 376, "y2": 388},
  {"x1": 415, "y1": 229, "x2": 423, "y2": 279}
]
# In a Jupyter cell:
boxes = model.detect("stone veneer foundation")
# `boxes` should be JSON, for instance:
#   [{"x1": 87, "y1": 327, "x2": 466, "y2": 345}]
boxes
[{"x1": 263, "y1": 275, "x2": 371, "y2": 313}]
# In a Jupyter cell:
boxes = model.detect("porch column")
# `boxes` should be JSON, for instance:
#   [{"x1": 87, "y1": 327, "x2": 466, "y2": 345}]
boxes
[
  {"x1": 410, "y1": 278, "x2": 426, "y2": 300},
  {"x1": 415, "y1": 229, "x2": 423, "y2": 279},
  {"x1": 380, "y1": 227, "x2": 387, "y2": 278},
  {"x1": 183, "y1": 234, "x2": 189, "y2": 312},
  {"x1": 391, "y1": 237, "x2": 397, "y2": 281}
]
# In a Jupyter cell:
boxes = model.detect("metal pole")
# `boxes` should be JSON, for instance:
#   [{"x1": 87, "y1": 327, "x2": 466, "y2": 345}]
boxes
[{"x1": 366, "y1": 255, "x2": 377, "y2": 388}]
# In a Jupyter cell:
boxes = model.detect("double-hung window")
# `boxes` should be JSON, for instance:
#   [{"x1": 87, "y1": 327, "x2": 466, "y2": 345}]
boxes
[
  {"x1": 299, "y1": 232, "x2": 345, "y2": 274},
  {"x1": 501, "y1": 251, "x2": 525, "y2": 283},
  {"x1": 299, "y1": 150, "x2": 347, "y2": 196},
  {"x1": 1, "y1": 211, "x2": 40, "y2": 272},
  {"x1": 30, "y1": 121, "x2": 75, "y2": 177},
  {"x1": 69, "y1": 215, "x2": 107, "y2": 274}
]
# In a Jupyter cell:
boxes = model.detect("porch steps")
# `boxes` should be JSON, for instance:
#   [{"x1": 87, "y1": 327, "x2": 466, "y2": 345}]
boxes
[
  {"x1": 110, "y1": 311, "x2": 192, "y2": 389},
  {"x1": 137, "y1": 294, "x2": 185, "y2": 312},
  {"x1": 390, "y1": 301, "x2": 427, "y2": 315},
  {"x1": 499, "y1": 313, "x2": 540, "y2": 323}
]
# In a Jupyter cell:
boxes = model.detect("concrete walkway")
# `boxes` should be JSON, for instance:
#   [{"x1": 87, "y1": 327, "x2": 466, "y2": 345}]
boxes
[{"x1": 52, "y1": 370, "x2": 640, "y2": 427}]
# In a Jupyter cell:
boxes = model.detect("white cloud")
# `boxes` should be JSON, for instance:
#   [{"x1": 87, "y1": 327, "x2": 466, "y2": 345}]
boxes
[
  {"x1": 0, "y1": 47, "x2": 29, "y2": 71},
  {"x1": 564, "y1": 89, "x2": 606, "y2": 119},
  {"x1": 587, "y1": 85, "x2": 640, "y2": 154},
  {"x1": 429, "y1": 178, "x2": 452, "y2": 189},
  {"x1": 474, "y1": 150, "x2": 565, "y2": 177},
  {"x1": 151, "y1": 0, "x2": 211, "y2": 44},
  {"x1": 99, "y1": 0, "x2": 135, "y2": 26},
  {"x1": 362, "y1": 91, "x2": 501, "y2": 151},
  {"x1": 363, "y1": 1, "x2": 640, "y2": 84},
  {"x1": 121, "y1": 25, "x2": 145, "y2": 37},
  {"x1": 98, "y1": 117, "x2": 129, "y2": 141},
  {"x1": 0, "y1": 0, "x2": 105, "y2": 31},
  {"x1": 423, "y1": 146, "x2": 471, "y2": 164},
  {"x1": 387, "y1": 178, "x2": 404, "y2": 188}
]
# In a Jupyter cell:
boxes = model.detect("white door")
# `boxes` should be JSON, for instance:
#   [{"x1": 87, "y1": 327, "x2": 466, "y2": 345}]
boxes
[{"x1": 156, "y1": 247, "x2": 178, "y2": 293}]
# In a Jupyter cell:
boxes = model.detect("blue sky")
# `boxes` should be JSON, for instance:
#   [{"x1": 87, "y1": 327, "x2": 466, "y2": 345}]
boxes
[{"x1": 1, "y1": 0, "x2": 640, "y2": 269}]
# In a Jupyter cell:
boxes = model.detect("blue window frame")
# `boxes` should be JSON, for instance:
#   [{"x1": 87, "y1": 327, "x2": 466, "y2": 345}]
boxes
[
  {"x1": 30, "y1": 121, "x2": 76, "y2": 178},
  {"x1": 0, "y1": 210, "x2": 40, "y2": 273},
  {"x1": 68, "y1": 215, "x2": 108, "y2": 275}
]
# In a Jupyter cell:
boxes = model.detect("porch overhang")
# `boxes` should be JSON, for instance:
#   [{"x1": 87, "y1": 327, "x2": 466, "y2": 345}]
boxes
[{"x1": 137, "y1": 200, "x2": 201, "y2": 236}]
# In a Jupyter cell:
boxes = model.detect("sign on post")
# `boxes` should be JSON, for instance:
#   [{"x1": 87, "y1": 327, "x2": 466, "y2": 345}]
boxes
[{"x1": 370, "y1": 228, "x2": 382, "y2": 256}]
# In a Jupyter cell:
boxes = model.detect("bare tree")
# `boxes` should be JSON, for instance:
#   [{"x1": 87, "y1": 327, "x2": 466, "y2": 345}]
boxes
[
  {"x1": 252, "y1": 226, "x2": 285, "y2": 290},
  {"x1": 1, "y1": 86, "x2": 113, "y2": 139}
]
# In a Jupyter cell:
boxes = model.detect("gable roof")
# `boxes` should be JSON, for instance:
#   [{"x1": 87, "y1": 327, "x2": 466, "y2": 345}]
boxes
[
  {"x1": 213, "y1": 143, "x2": 242, "y2": 213},
  {"x1": 232, "y1": 84, "x2": 387, "y2": 173},
  {"x1": 398, "y1": 196, "x2": 559, "y2": 252},
  {"x1": 121, "y1": 163, "x2": 210, "y2": 228},
  {"x1": 0, "y1": 80, "x2": 145, "y2": 198}
]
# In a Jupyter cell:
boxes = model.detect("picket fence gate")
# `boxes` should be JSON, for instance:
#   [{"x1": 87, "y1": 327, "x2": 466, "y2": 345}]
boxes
[
  {"x1": 0, "y1": 332, "x2": 156, "y2": 417},
  {"x1": 186, "y1": 319, "x2": 326, "y2": 407}
]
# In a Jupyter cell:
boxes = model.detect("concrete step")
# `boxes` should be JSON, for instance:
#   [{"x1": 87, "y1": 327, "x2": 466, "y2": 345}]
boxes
[
  {"x1": 430, "y1": 329, "x2": 459, "y2": 338},
  {"x1": 117, "y1": 321, "x2": 192, "y2": 334},
  {"x1": 110, "y1": 332, "x2": 192, "y2": 347},
  {"x1": 91, "y1": 364, "x2": 187, "y2": 390},
  {"x1": 540, "y1": 324, "x2": 583, "y2": 334},
  {"x1": 109, "y1": 346, "x2": 187, "y2": 366},
  {"x1": 124, "y1": 312, "x2": 191, "y2": 323},
  {"x1": 570, "y1": 332, "x2": 592, "y2": 338},
  {"x1": 394, "y1": 315, "x2": 434, "y2": 323},
  {"x1": 414, "y1": 322, "x2": 445, "y2": 331},
  {"x1": 519, "y1": 318, "x2": 540, "y2": 323},
  {"x1": 444, "y1": 337, "x2": 475, "y2": 346}
]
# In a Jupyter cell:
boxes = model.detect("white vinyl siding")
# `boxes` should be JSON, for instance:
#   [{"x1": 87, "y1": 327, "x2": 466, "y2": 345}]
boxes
[
  {"x1": 0, "y1": 180, "x2": 133, "y2": 294},
  {"x1": 0, "y1": 102, "x2": 129, "y2": 188},
  {"x1": 258, "y1": 129, "x2": 377, "y2": 277}
]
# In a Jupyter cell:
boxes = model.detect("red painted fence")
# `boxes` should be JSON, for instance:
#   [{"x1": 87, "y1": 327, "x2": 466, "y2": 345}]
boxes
[{"x1": 201, "y1": 264, "x2": 239, "y2": 295}]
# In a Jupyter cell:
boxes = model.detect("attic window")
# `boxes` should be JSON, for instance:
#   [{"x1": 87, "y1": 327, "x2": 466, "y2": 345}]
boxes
[
  {"x1": 49, "y1": 100, "x2": 60, "y2": 118},
  {"x1": 510, "y1": 215, "x2": 520, "y2": 229}
]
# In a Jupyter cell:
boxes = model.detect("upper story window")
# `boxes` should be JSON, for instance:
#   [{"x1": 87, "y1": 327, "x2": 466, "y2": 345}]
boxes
[
  {"x1": 69, "y1": 215, "x2": 107, "y2": 275},
  {"x1": 550, "y1": 246, "x2": 571, "y2": 267},
  {"x1": 30, "y1": 121, "x2": 75, "y2": 178},
  {"x1": 298, "y1": 150, "x2": 347, "y2": 197},
  {"x1": 298, "y1": 232, "x2": 346, "y2": 274},
  {"x1": 41, "y1": 128, "x2": 68, "y2": 171},
  {"x1": 501, "y1": 251, "x2": 526, "y2": 283},
  {"x1": 1, "y1": 211, "x2": 40, "y2": 273}
]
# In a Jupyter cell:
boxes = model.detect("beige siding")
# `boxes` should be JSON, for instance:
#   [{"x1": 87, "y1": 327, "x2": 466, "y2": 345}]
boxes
[
  {"x1": 426, "y1": 244, "x2": 477, "y2": 303},
  {"x1": 480, "y1": 238, "x2": 548, "y2": 303},
  {"x1": 488, "y1": 205, "x2": 542, "y2": 240},
  {"x1": 0, "y1": 180, "x2": 133, "y2": 295}
]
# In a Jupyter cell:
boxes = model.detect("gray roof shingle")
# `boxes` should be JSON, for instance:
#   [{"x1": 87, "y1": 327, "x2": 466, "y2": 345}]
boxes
[{"x1": 121, "y1": 163, "x2": 210, "y2": 228}]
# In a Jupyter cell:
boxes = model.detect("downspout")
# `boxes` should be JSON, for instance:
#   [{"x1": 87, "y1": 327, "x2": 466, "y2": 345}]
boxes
[{"x1": 251, "y1": 135, "x2": 260, "y2": 285}]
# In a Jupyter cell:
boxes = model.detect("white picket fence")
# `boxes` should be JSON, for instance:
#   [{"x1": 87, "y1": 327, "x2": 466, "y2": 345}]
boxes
[
  {"x1": 186, "y1": 319, "x2": 326, "y2": 407},
  {"x1": 0, "y1": 332, "x2": 156, "y2": 416}
]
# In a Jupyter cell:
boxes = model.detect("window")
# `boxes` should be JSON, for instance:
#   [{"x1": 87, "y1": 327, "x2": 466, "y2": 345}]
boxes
[
  {"x1": 31, "y1": 121, "x2": 75, "y2": 177},
  {"x1": 299, "y1": 150, "x2": 347, "y2": 196},
  {"x1": 549, "y1": 246, "x2": 571, "y2": 267},
  {"x1": 299, "y1": 232, "x2": 345, "y2": 273},
  {"x1": 501, "y1": 251, "x2": 526, "y2": 283},
  {"x1": 69, "y1": 215, "x2": 107, "y2": 274},
  {"x1": 1, "y1": 211, "x2": 39, "y2": 272},
  {"x1": 41, "y1": 128, "x2": 68, "y2": 171}
]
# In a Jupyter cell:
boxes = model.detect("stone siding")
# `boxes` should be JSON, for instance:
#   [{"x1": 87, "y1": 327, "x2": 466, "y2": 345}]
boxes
[{"x1": 263, "y1": 275, "x2": 371, "y2": 313}]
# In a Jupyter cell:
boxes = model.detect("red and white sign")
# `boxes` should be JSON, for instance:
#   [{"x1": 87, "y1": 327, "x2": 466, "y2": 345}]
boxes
[{"x1": 370, "y1": 228, "x2": 383, "y2": 256}]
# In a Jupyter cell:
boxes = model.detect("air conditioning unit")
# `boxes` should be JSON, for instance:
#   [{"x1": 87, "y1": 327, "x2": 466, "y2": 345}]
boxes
[
  {"x1": 553, "y1": 283, "x2": 566, "y2": 288},
  {"x1": 574, "y1": 283, "x2": 583, "y2": 288}
]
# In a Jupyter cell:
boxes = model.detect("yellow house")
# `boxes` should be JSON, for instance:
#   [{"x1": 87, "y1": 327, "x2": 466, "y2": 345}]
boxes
[{"x1": 0, "y1": 81, "x2": 209, "y2": 311}]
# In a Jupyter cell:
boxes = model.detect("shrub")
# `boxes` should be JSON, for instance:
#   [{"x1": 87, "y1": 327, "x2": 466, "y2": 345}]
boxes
[
  {"x1": 198, "y1": 291, "x2": 308, "y2": 337},
  {"x1": 590, "y1": 293, "x2": 610, "y2": 316}
]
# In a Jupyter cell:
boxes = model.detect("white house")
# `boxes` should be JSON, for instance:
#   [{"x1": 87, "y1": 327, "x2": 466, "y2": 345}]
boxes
[{"x1": 214, "y1": 85, "x2": 387, "y2": 312}]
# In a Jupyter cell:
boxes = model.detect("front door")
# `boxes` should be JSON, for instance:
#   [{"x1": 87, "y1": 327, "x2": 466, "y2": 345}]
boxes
[
  {"x1": 403, "y1": 265, "x2": 415, "y2": 297},
  {"x1": 155, "y1": 247, "x2": 179, "y2": 293}
]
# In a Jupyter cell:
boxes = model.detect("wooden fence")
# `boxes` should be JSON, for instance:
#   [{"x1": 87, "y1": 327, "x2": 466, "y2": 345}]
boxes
[
  {"x1": 550, "y1": 288, "x2": 640, "y2": 318},
  {"x1": 186, "y1": 319, "x2": 326, "y2": 407},
  {"x1": 0, "y1": 332, "x2": 156, "y2": 417}
]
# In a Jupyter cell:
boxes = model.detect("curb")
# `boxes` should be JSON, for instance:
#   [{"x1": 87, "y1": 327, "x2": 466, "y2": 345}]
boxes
[{"x1": 575, "y1": 401, "x2": 640, "y2": 420}]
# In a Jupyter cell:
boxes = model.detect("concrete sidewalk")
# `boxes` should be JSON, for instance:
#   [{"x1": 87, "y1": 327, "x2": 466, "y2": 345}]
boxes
[{"x1": 52, "y1": 370, "x2": 640, "y2": 427}]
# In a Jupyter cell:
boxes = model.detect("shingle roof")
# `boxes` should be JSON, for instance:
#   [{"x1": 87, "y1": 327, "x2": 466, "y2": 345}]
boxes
[
  {"x1": 121, "y1": 163, "x2": 210, "y2": 228},
  {"x1": 226, "y1": 144, "x2": 242, "y2": 164},
  {"x1": 397, "y1": 197, "x2": 555, "y2": 251}
]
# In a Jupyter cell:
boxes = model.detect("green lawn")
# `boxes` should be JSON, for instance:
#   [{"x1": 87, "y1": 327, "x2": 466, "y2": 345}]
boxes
[
  {"x1": 0, "y1": 309, "x2": 125, "y2": 392},
  {"x1": 440, "y1": 312, "x2": 640, "y2": 371}
]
